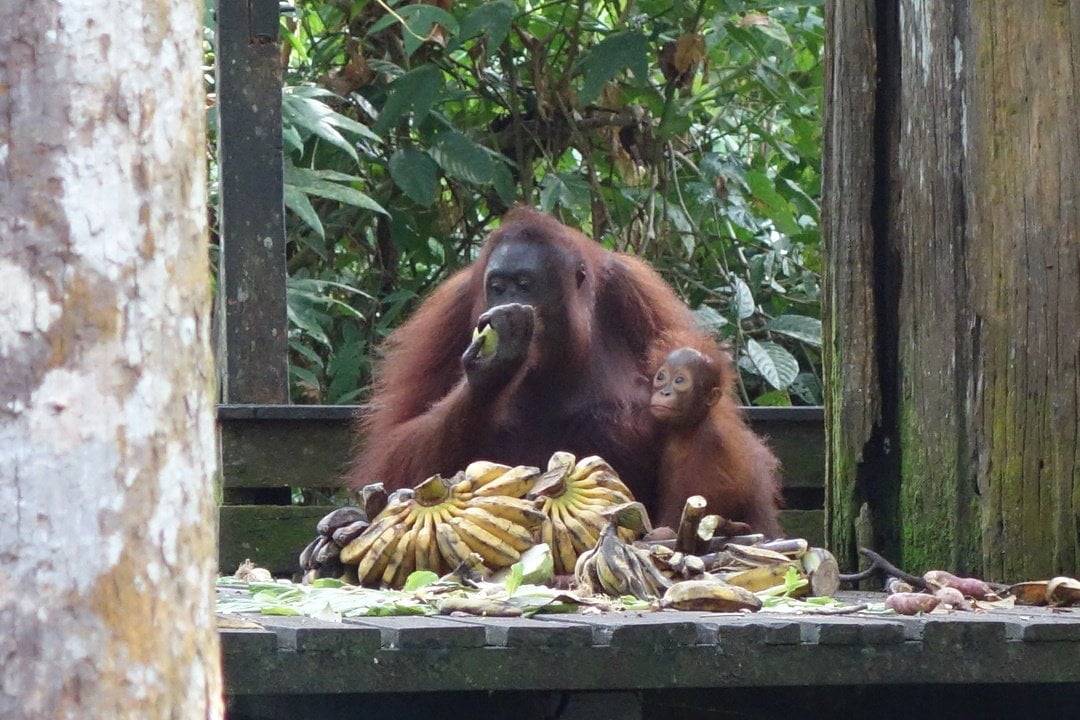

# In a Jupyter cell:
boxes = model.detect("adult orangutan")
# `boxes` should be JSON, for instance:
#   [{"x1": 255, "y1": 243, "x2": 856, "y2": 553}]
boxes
[{"x1": 346, "y1": 207, "x2": 782, "y2": 534}]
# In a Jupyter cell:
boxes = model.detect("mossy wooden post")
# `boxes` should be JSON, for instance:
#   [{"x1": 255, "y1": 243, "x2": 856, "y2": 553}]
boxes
[{"x1": 824, "y1": 1, "x2": 1080, "y2": 581}]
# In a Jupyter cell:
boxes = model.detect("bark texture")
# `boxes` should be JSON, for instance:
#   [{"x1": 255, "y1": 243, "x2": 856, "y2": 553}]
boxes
[
  {"x1": 825, "y1": 0, "x2": 1080, "y2": 580},
  {"x1": 0, "y1": 0, "x2": 223, "y2": 717}
]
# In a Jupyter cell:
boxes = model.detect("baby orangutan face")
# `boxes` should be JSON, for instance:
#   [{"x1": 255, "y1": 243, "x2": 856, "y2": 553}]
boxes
[{"x1": 650, "y1": 347, "x2": 722, "y2": 429}]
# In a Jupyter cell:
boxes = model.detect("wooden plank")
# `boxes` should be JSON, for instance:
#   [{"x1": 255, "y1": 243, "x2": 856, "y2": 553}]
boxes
[
  {"x1": 217, "y1": 404, "x2": 821, "y2": 423},
  {"x1": 254, "y1": 615, "x2": 382, "y2": 653},
  {"x1": 220, "y1": 418, "x2": 353, "y2": 490},
  {"x1": 538, "y1": 611, "x2": 704, "y2": 647},
  {"x1": 345, "y1": 615, "x2": 487, "y2": 649},
  {"x1": 217, "y1": 405, "x2": 823, "y2": 491},
  {"x1": 214, "y1": 0, "x2": 288, "y2": 403},
  {"x1": 220, "y1": 606, "x2": 1080, "y2": 697},
  {"x1": 218, "y1": 505, "x2": 334, "y2": 576},
  {"x1": 438, "y1": 615, "x2": 594, "y2": 648}
]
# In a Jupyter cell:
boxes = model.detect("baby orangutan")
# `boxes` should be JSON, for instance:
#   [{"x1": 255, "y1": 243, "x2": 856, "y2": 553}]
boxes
[{"x1": 650, "y1": 347, "x2": 782, "y2": 536}]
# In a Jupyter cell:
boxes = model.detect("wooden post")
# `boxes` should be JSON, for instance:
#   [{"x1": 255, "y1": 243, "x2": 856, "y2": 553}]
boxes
[
  {"x1": 824, "y1": 0, "x2": 1080, "y2": 580},
  {"x1": 215, "y1": 0, "x2": 289, "y2": 403}
]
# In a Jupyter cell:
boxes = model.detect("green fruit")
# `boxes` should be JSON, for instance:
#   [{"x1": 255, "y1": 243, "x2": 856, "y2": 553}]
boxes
[{"x1": 472, "y1": 324, "x2": 498, "y2": 358}]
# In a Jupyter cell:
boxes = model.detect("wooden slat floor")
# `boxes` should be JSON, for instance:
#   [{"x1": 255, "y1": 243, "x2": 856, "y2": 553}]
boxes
[{"x1": 222, "y1": 591, "x2": 1080, "y2": 701}]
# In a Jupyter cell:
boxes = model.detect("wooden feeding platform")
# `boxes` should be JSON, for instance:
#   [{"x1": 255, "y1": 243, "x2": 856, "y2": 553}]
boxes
[
  {"x1": 216, "y1": 404, "x2": 827, "y2": 577},
  {"x1": 221, "y1": 592, "x2": 1080, "y2": 719}
]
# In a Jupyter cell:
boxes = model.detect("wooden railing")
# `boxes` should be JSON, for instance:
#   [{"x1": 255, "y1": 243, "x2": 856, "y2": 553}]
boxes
[{"x1": 217, "y1": 405, "x2": 824, "y2": 575}]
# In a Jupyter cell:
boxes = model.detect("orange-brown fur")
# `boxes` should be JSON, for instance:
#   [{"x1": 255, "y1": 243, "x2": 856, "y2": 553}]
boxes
[
  {"x1": 653, "y1": 376, "x2": 783, "y2": 535},
  {"x1": 346, "y1": 208, "x2": 782, "y2": 534}
]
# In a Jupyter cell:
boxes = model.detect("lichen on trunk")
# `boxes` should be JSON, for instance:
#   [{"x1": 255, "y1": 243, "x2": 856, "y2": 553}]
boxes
[{"x1": 0, "y1": 0, "x2": 223, "y2": 717}]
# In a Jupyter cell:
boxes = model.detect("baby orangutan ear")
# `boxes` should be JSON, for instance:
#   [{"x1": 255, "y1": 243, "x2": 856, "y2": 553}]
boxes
[{"x1": 706, "y1": 386, "x2": 722, "y2": 407}]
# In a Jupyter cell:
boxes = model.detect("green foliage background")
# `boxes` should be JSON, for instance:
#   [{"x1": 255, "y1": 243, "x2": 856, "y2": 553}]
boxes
[{"x1": 205, "y1": 0, "x2": 824, "y2": 406}]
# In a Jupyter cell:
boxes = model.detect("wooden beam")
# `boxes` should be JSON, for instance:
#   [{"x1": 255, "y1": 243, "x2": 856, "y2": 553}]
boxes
[
  {"x1": 214, "y1": 0, "x2": 289, "y2": 403},
  {"x1": 217, "y1": 405, "x2": 825, "y2": 497}
]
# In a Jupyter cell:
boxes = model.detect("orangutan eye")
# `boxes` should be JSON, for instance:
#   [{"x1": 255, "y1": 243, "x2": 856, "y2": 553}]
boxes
[
  {"x1": 674, "y1": 376, "x2": 685, "y2": 384},
  {"x1": 656, "y1": 371, "x2": 666, "y2": 382}
]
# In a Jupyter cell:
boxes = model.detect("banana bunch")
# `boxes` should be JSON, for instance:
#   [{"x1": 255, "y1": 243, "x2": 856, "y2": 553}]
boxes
[
  {"x1": 528, "y1": 451, "x2": 642, "y2": 575},
  {"x1": 340, "y1": 464, "x2": 546, "y2": 588},
  {"x1": 575, "y1": 521, "x2": 673, "y2": 600}
]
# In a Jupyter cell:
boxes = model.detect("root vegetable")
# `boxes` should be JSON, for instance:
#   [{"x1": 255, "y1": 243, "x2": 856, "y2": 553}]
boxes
[
  {"x1": 923, "y1": 570, "x2": 994, "y2": 600},
  {"x1": 885, "y1": 592, "x2": 940, "y2": 615}
]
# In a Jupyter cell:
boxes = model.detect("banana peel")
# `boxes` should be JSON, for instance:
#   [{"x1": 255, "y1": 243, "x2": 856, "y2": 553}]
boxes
[{"x1": 661, "y1": 580, "x2": 762, "y2": 613}]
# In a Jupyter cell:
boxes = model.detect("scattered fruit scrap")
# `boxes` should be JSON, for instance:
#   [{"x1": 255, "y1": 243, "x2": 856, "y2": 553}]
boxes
[{"x1": 218, "y1": 451, "x2": 1080, "y2": 621}]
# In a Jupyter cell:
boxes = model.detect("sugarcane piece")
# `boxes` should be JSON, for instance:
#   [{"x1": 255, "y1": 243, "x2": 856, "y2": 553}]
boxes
[
  {"x1": 695, "y1": 514, "x2": 721, "y2": 554},
  {"x1": 675, "y1": 495, "x2": 708, "y2": 553},
  {"x1": 758, "y1": 538, "x2": 809, "y2": 558},
  {"x1": 1008, "y1": 581, "x2": 1049, "y2": 606},
  {"x1": 1047, "y1": 577, "x2": 1080, "y2": 607},
  {"x1": 801, "y1": 547, "x2": 840, "y2": 597}
]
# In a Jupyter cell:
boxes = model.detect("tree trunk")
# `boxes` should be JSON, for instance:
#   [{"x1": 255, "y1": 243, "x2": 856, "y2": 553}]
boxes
[
  {"x1": 824, "y1": 1, "x2": 1080, "y2": 581},
  {"x1": 0, "y1": 1, "x2": 223, "y2": 718}
]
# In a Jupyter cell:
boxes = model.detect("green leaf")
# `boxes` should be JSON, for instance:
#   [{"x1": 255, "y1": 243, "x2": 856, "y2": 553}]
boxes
[
  {"x1": 261, "y1": 605, "x2": 301, "y2": 616},
  {"x1": 732, "y1": 277, "x2": 756, "y2": 320},
  {"x1": 285, "y1": 86, "x2": 381, "y2": 144},
  {"x1": 750, "y1": 15, "x2": 792, "y2": 46},
  {"x1": 289, "y1": 364, "x2": 322, "y2": 392},
  {"x1": 666, "y1": 205, "x2": 694, "y2": 254},
  {"x1": 286, "y1": 294, "x2": 332, "y2": 347},
  {"x1": 516, "y1": 544, "x2": 554, "y2": 586},
  {"x1": 389, "y1": 148, "x2": 440, "y2": 206},
  {"x1": 403, "y1": 570, "x2": 439, "y2": 591},
  {"x1": 746, "y1": 339, "x2": 799, "y2": 390},
  {"x1": 369, "y1": 5, "x2": 459, "y2": 56},
  {"x1": 745, "y1": 170, "x2": 800, "y2": 236},
  {"x1": 326, "y1": 340, "x2": 364, "y2": 403},
  {"x1": 374, "y1": 65, "x2": 443, "y2": 135},
  {"x1": 283, "y1": 186, "x2": 324, "y2": 238},
  {"x1": 693, "y1": 305, "x2": 728, "y2": 333},
  {"x1": 429, "y1": 131, "x2": 494, "y2": 185},
  {"x1": 491, "y1": 162, "x2": 517, "y2": 205},
  {"x1": 539, "y1": 172, "x2": 589, "y2": 212},
  {"x1": 753, "y1": 389, "x2": 791, "y2": 406},
  {"x1": 285, "y1": 165, "x2": 387, "y2": 215},
  {"x1": 789, "y1": 372, "x2": 823, "y2": 405},
  {"x1": 283, "y1": 124, "x2": 304, "y2": 157},
  {"x1": 504, "y1": 562, "x2": 524, "y2": 596},
  {"x1": 575, "y1": 31, "x2": 649, "y2": 103},
  {"x1": 283, "y1": 94, "x2": 358, "y2": 161},
  {"x1": 768, "y1": 314, "x2": 822, "y2": 346},
  {"x1": 312, "y1": 578, "x2": 347, "y2": 588},
  {"x1": 289, "y1": 339, "x2": 325, "y2": 369},
  {"x1": 451, "y1": 0, "x2": 516, "y2": 56}
]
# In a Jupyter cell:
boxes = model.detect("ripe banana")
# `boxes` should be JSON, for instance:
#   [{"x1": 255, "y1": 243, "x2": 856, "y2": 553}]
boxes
[
  {"x1": 340, "y1": 465, "x2": 542, "y2": 588},
  {"x1": 574, "y1": 521, "x2": 671, "y2": 600},
  {"x1": 530, "y1": 452, "x2": 646, "y2": 574}
]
